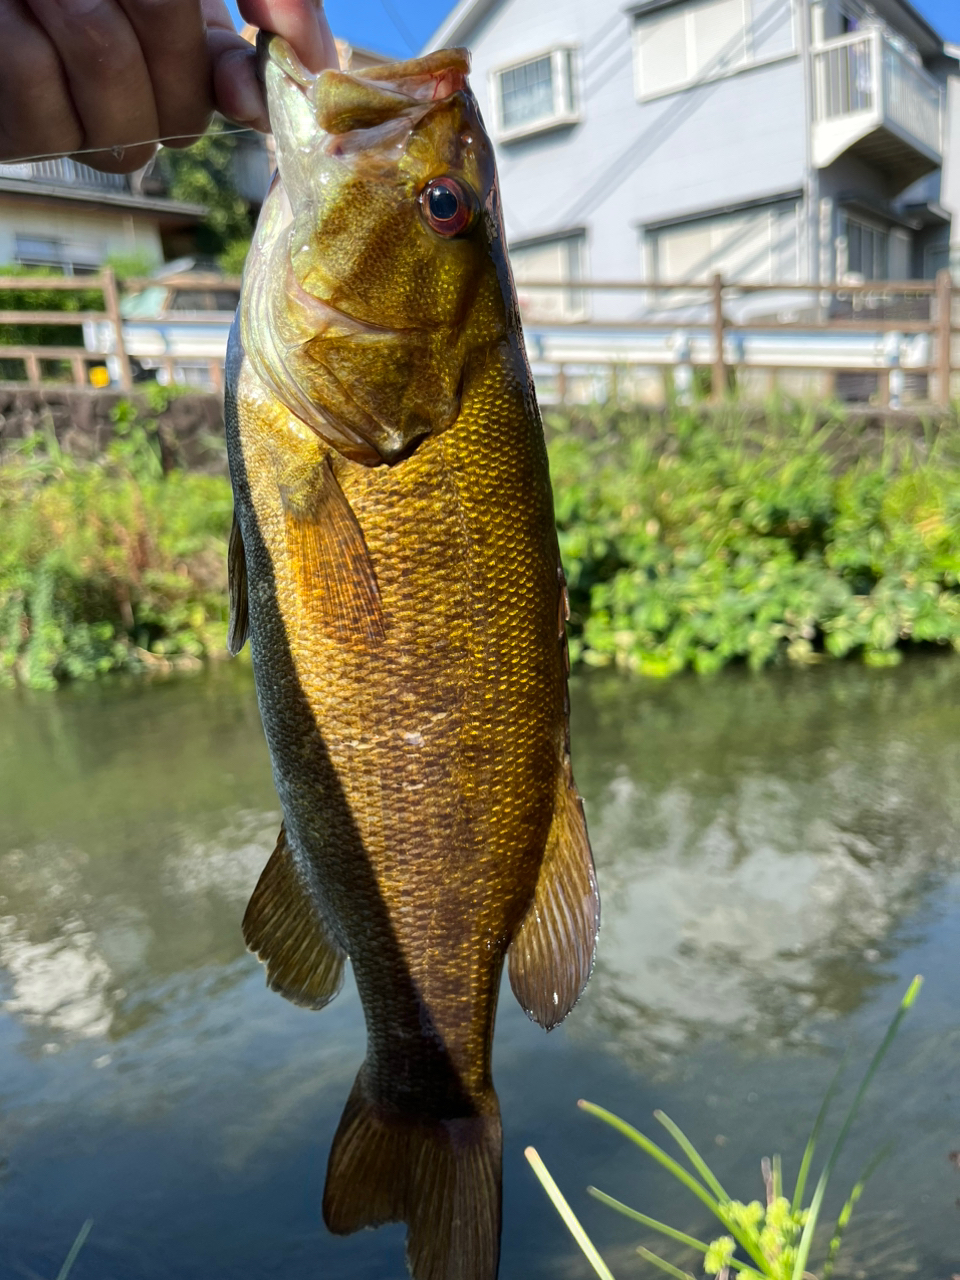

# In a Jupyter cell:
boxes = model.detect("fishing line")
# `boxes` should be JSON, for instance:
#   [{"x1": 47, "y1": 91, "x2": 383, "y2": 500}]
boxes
[{"x1": 1, "y1": 127, "x2": 263, "y2": 168}]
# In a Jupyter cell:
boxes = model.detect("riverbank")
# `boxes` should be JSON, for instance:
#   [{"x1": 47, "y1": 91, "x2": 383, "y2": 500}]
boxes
[{"x1": 2, "y1": 397, "x2": 960, "y2": 686}]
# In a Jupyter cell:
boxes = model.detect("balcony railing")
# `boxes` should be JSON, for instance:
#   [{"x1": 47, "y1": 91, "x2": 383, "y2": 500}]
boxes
[
  {"x1": 0, "y1": 158, "x2": 127, "y2": 192},
  {"x1": 812, "y1": 29, "x2": 942, "y2": 167}
]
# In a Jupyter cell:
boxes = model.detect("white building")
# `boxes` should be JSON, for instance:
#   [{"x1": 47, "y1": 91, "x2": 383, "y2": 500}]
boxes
[{"x1": 425, "y1": 0, "x2": 959, "y2": 297}]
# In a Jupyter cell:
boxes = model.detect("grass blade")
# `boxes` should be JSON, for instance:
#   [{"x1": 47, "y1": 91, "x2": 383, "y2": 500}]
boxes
[
  {"x1": 588, "y1": 1187, "x2": 709, "y2": 1253},
  {"x1": 790, "y1": 976, "x2": 922, "y2": 1280},
  {"x1": 525, "y1": 1147, "x2": 617, "y2": 1280},
  {"x1": 579, "y1": 1101, "x2": 768, "y2": 1274},
  {"x1": 56, "y1": 1219, "x2": 93, "y2": 1280},
  {"x1": 636, "y1": 1245, "x2": 697, "y2": 1279},
  {"x1": 654, "y1": 1110, "x2": 730, "y2": 1203},
  {"x1": 791, "y1": 1053, "x2": 847, "y2": 1215},
  {"x1": 821, "y1": 1145, "x2": 890, "y2": 1280}
]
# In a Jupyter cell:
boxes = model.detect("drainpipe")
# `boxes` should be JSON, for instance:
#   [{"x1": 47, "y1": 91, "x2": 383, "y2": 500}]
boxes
[{"x1": 798, "y1": 0, "x2": 819, "y2": 283}]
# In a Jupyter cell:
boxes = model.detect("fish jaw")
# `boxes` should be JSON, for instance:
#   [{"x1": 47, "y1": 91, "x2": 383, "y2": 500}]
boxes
[{"x1": 240, "y1": 40, "x2": 508, "y2": 467}]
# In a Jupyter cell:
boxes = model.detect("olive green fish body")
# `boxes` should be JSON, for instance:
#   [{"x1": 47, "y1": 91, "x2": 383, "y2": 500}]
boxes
[{"x1": 226, "y1": 42, "x2": 599, "y2": 1280}]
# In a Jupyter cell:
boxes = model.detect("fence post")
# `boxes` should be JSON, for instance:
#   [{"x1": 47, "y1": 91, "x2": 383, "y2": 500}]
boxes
[
  {"x1": 936, "y1": 267, "x2": 952, "y2": 409},
  {"x1": 711, "y1": 272, "x2": 726, "y2": 401},
  {"x1": 101, "y1": 267, "x2": 133, "y2": 392},
  {"x1": 24, "y1": 353, "x2": 40, "y2": 386}
]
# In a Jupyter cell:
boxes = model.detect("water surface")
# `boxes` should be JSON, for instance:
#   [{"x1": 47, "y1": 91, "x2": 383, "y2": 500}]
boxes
[{"x1": 0, "y1": 659, "x2": 958, "y2": 1278}]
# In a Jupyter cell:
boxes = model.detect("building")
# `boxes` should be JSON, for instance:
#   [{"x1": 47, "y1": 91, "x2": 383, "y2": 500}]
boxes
[
  {"x1": 0, "y1": 158, "x2": 208, "y2": 275},
  {"x1": 424, "y1": 0, "x2": 960, "y2": 304}
]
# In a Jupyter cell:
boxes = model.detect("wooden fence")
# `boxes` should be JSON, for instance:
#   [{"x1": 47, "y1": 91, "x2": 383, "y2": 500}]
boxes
[
  {"x1": 0, "y1": 269, "x2": 957, "y2": 408},
  {"x1": 0, "y1": 268, "x2": 133, "y2": 391}
]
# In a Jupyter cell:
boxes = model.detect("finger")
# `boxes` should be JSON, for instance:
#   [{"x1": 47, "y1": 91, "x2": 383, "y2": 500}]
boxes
[
  {"x1": 113, "y1": 0, "x2": 212, "y2": 148},
  {"x1": 0, "y1": 1, "x2": 83, "y2": 161},
  {"x1": 237, "y1": 0, "x2": 338, "y2": 72},
  {"x1": 21, "y1": 0, "x2": 159, "y2": 172},
  {"x1": 201, "y1": 0, "x2": 270, "y2": 132}
]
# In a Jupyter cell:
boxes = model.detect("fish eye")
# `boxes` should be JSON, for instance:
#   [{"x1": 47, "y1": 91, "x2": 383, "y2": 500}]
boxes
[{"x1": 419, "y1": 177, "x2": 476, "y2": 238}]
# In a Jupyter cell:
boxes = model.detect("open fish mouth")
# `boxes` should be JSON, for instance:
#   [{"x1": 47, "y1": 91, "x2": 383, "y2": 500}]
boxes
[{"x1": 259, "y1": 35, "x2": 472, "y2": 136}]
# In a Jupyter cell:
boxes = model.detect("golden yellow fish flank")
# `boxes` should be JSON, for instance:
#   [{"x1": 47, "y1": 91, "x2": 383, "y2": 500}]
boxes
[{"x1": 225, "y1": 38, "x2": 600, "y2": 1280}]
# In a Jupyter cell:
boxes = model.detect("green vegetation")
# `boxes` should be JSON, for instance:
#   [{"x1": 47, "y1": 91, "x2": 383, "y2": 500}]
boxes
[
  {"x1": 0, "y1": 397, "x2": 232, "y2": 689},
  {"x1": 157, "y1": 121, "x2": 254, "y2": 257},
  {"x1": 550, "y1": 403, "x2": 960, "y2": 675},
  {"x1": 5, "y1": 399, "x2": 960, "y2": 688},
  {"x1": 527, "y1": 978, "x2": 922, "y2": 1280}
]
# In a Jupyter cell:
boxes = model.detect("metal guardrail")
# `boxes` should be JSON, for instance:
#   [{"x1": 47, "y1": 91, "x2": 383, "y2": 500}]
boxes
[
  {"x1": 0, "y1": 271, "x2": 956, "y2": 408},
  {"x1": 516, "y1": 272, "x2": 958, "y2": 409}
]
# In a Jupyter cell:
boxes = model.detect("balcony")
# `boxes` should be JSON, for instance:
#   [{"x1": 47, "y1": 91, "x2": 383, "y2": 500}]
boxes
[{"x1": 812, "y1": 30, "x2": 942, "y2": 189}]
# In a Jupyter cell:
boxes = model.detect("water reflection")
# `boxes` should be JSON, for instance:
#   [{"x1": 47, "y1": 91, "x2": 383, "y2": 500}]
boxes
[
  {"x1": 573, "y1": 662, "x2": 960, "y2": 1059},
  {"x1": 0, "y1": 660, "x2": 957, "y2": 1277}
]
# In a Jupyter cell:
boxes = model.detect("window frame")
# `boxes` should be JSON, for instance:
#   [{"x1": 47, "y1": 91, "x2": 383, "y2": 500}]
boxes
[
  {"x1": 509, "y1": 231, "x2": 588, "y2": 321},
  {"x1": 632, "y1": 0, "x2": 797, "y2": 103},
  {"x1": 490, "y1": 46, "x2": 580, "y2": 143}
]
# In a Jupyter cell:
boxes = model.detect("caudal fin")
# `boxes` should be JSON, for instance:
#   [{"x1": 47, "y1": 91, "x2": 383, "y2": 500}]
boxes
[{"x1": 323, "y1": 1068, "x2": 502, "y2": 1280}]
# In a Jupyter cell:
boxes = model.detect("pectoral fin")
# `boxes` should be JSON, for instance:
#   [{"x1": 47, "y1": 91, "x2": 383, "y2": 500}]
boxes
[
  {"x1": 280, "y1": 458, "x2": 385, "y2": 644},
  {"x1": 508, "y1": 766, "x2": 600, "y2": 1031},
  {"x1": 243, "y1": 825, "x2": 346, "y2": 1010},
  {"x1": 227, "y1": 513, "x2": 249, "y2": 655}
]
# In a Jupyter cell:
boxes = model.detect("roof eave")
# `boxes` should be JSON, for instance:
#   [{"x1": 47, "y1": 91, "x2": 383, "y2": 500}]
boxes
[
  {"x1": 421, "y1": 0, "x2": 502, "y2": 52},
  {"x1": 0, "y1": 179, "x2": 207, "y2": 220}
]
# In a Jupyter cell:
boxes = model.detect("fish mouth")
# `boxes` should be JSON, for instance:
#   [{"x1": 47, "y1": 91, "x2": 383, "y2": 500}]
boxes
[{"x1": 259, "y1": 34, "x2": 471, "y2": 136}]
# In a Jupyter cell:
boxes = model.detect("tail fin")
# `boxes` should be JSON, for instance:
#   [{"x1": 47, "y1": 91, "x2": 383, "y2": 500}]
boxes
[{"x1": 323, "y1": 1068, "x2": 502, "y2": 1280}]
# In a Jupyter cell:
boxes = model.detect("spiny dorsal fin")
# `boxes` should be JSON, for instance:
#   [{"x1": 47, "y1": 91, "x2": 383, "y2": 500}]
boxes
[
  {"x1": 280, "y1": 457, "x2": 385, "y2": 645},
  {"x1": 508, "y1": 766, "x2": 600, "y2": 1031},
  {"x1": 227, "y1": 512, "x2": 249, "y2": 655},
  {"x1": 243, "y1": 825, "x2": 346, "y2": 1010}
]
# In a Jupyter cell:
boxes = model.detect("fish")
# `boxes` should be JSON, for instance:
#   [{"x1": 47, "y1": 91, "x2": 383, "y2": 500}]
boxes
[{"x1": 224, "y1": 36, "x2": 600, "y2": 1280}]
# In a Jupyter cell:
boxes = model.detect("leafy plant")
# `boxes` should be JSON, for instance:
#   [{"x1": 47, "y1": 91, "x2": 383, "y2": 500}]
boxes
[
  {"x1": 156, "y1": 120, "x2": 253, "y2": 256},
  {"x1": 0, "y1": 399, "x2": 233, "y2": 688},
  {"x1": 547, "y1": 403, "x2": 960, "y2": 675},
  {"x1": 527, "y1": 977, "x2": 922, "y2": 1280}
]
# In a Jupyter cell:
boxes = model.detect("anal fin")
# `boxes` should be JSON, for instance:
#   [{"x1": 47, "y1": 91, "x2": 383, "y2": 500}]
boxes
[
  {"x1": 242, "y1": 825, "x2": 346, "y2": 1010},
  {"x1": 227, "y1": 512, "x2": 249, "y2": 655},
  {"x1": 508, "y1": 766, "x2": 600, "y2": 1031},
  {"x1": 280, "y1": 456, "x2": 385, "y2": 645}
]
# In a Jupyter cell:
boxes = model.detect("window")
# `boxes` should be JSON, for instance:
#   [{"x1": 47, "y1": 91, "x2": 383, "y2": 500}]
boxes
[
  {"x1": 633, "y1": 0, "x2": 795, "y2": 99},
  {"x1": 510, "y1": 233, "x2": 586, "y2": 321},
  {"x1": 14, "y1": 235, "x2": 102, "y2": 276},
  {"x1": 168, "y1": 289, "x2": 241, "y2": 313},
  {"x1": 838, "y1": 212, "x2": 887, "y2": 280},
  {"x1": 646, "y1": 201, "x2": 800, "y2": 282},
  {"x1": 493, "y1": 49, "x2": 578, "y2": 140}
]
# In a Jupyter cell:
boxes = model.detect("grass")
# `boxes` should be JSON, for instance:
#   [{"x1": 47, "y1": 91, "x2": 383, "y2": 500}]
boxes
[
  {"x1": 527, "y1": 977, "x2": 922, "y2": 1280},
  {"x1": 0, "y1": 395, "x2": 232, "y2": 688}
]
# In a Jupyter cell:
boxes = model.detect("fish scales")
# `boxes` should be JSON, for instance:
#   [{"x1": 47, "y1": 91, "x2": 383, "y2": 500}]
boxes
[{"x1": 226, "y1": 38, "x2": 599, "y2": 1280}]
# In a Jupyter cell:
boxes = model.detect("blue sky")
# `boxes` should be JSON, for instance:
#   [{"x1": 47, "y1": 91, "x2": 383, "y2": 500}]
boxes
[{"x1": 226, "y1": 0, "x2": 959, "y2": 60}]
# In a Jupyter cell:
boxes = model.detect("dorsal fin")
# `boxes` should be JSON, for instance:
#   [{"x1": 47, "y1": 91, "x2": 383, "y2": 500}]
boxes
[{"x1": 243, "y1": 825, "x2": 346, "y2": 1010}]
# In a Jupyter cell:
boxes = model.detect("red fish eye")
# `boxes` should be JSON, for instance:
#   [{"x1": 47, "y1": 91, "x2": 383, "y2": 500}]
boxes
[{"x1": 419, "y1": 177, "x2": 475, "y2": 238}]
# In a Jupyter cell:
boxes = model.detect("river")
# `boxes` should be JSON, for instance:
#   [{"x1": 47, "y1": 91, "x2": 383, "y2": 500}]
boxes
[{"x1": 0, "y1": 658, "x2": 958, "y2": 1278}]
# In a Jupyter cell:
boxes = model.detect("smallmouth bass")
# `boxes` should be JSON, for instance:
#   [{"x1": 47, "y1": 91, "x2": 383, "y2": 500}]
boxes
[{"x1": 225, "y1": 37, "x2": 599, "y2": 1280}]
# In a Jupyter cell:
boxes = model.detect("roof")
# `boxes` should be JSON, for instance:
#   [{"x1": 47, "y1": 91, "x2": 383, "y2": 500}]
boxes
[
  {"x1": 425, "y1": 0, "x2": 946, "y2": 57},
  {"x1": 0, "y1": 179, "x2": 207, "y2": 222},
  {"x1": 422, "y1": 0, "x2": 502, "y2": 52}
]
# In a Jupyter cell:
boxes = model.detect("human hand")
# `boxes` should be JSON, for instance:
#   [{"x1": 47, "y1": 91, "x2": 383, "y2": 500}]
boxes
[{"x1": 0, "y1": 0, "x2": 336, "y2": 173}]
